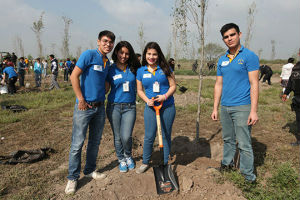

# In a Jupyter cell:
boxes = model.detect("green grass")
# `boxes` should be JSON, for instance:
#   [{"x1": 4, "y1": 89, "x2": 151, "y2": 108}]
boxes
[{"x1": 223, "y1": 162, "x2": 300, "y2": 200}]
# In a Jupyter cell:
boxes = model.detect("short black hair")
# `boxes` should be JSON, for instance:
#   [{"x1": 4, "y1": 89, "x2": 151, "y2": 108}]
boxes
[
  {"x1": 98, "y1": 30, "x2": 115, "y2": 42},
  {"x1": 288, "y1": 57, "x2": 295, "y2": 63},
  {"x1": 136, "y1": 53, "x2": 141, "y2": 57},
  {"x1": 220, "y1": 23, "x2": 240, "y2": 37},
  {"x1": 19, "y1": 57, "x2": 24, "y2": 60},
  {"x1": 49, "y1": 54, "x2": 55, "y2": 59}
]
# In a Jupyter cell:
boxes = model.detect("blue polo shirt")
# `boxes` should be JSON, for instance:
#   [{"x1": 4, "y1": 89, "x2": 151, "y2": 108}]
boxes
[
  {"x1": 106, "y1": 63, "x2": 136, "y2": 103},
  {"x1": 3, "y1": 66, "x2": 17, "y2": 78},
  {"x1": 136, "y1": 65, "x2": 174, "y2": 107},
  {"x1": 217, "y1": 45, "x2": 259, "y2": 106},
  {"x1": 66, "y1": 60, "x2": 72, "y2": 69},
  {"x1": 76, "y1": 49, "x2": 110, "y2": 102}
]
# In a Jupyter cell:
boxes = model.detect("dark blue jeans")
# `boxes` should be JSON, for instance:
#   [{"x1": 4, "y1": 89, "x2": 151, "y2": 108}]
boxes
[
  {"x1": 142, "y1": 104, "x2": 176, "y2": 165},
  {"x1": 67, "y1": 103, "x2": 105, "y2": 180},
  {"x1": 106, "y1": 102, "x2": 136, "y2": 162},
  {"x1": 220, "y1": 105, "x2": 256, "y2": 181}
]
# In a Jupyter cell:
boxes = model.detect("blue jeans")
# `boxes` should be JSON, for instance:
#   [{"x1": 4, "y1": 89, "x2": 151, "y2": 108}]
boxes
[
  {"x1": 67, "y1": 103, "x2": 105, "y2": 180},
  {"x1": 143, "y1": 104, "x2": 176, "y2": 165},
  {"x1": 106, "y1": 102, "x2": 136, "y2": 162},
  {"x1": 220, "y1": 105, "x2": 256, "y2": 181}
]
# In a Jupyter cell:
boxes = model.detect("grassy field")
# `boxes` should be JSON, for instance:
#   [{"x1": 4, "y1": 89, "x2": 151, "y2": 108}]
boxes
[{"x1": 0, "y1": 70, "x2": 299, "y2": 199}]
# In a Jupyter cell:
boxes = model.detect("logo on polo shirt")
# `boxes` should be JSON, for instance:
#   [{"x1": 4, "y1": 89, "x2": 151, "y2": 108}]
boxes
[{"x1": 238, "y1": 59, "x2": 244, "y2": 65}]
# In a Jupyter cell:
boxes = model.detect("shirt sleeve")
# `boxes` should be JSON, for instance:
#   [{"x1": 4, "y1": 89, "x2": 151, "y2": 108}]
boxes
[
  {"x1": 76, "y1": 50, "x2": 90, "y2": 71},
  {"x1": 216, "y1": 59, "x2": 222, "y2": 76},
  {"x1": 136, "y1": 68, "x2": 142, "y2": 81},
  {"x1": 246, "y1": 52, "x2": 260, "y2": 72}
]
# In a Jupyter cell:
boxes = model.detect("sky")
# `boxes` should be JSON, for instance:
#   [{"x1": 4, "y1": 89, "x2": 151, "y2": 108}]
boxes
[{"x1": 0, "y1": 0, "x2": 299, "y2": 60}]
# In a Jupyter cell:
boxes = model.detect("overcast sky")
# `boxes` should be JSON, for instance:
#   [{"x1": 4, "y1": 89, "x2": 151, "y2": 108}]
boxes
[{"x1": 0, "y1": 0, "x2": 299, "y2": 60}]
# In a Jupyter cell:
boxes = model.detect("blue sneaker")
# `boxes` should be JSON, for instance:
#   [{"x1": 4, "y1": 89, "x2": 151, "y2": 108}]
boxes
[
  {"x1": 119, "y1": 161, "x2": 128, "y2": 173},
  {"x1": 126, "y1": 157, "x2": 135, "y2": 170}
]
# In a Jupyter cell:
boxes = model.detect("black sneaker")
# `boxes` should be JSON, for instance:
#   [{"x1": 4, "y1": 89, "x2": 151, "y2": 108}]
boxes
[{"x1": 216, "y1": 164, "x2": 235, "y2": 173}]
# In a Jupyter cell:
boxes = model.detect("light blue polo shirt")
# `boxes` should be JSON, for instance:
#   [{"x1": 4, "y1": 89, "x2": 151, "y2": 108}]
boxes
[
  {"x1": 217, "y1": 45, "x2": 259, "y2": 106},
  {"x1": 106, "y1": 63, "x2": 136, "y2": 103},
  {"x1": 3, "y1": 66, "x2": 17, "y2": 78},
  {"x1": 136, "y1": 65, "x2": 174, "y2": 107},
  {"x1": 76, "y1": 49, "x2": 110, "y2": 102}
]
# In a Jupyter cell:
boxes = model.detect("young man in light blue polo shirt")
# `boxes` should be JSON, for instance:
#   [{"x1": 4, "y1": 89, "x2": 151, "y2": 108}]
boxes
[
  {"x1": 65, "y1": 30, "x2": 115, "y2": 195},
  {"x1": 211, "y1": 23, "x2": 259, "y2": 183}
]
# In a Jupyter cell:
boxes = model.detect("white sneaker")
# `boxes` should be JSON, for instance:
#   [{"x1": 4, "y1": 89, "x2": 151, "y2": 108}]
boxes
[
  {"x1": 65, "y1": 180, "x2": 77, "y2": 195},
  {"x1": 136, "y1": 164, "x2": 149, "y2": 174},
  {"x1": 85, "y1": 171, "x2": 106, "y2": 180}
]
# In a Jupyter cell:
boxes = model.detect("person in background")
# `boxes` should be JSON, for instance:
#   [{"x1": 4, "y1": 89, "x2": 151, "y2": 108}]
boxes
[
  {"x1": 259, "y1": 64, "x2": 273, "y2": 85},
  {"x1": 168, "y1": 58, "x2": 175, "y2": 71},
  {"x1": 42, "y1": 59, "x2": 48, "y2": 78},
  {"x1": 136, "y1": 42, "x2": 176, "y2": 174},
  {"x1": 18, "y1": 57, "x2": 26, "y2": 87},
  {"x1": 34, "y1": 58, "x2": 42, "y2": 87},
  {"x1": 136, "y1": 53, "x2": 141, "y2": 64},
  {"x1": 65, "y1": 30, "x2": 115, "y2": 195},
  {"x1": 11, "y1": 52, "x2": 17, "y2": 66},
  {"x1": 69, "y1": 59, "x2": 76, "y2": 75},
  {"x1": 282, "y1": 61, "x2": 300, "y2": 146},
  {"x1": 1, "y1": 57, "x2": 18, "y2": 94},
  {"x1": 211, "y1": 23, "x2": 259, "y2": 183},
  {"x1": 49, "y1": 54, "x2": 60, "y2": 90},
  {"x1": 280, "y1": 58, "x2": 295, "y2": 97},
  {"x1": 106, "y1": 41, "x2": 140, "y2": 173},
  {"x1": 64, "y1": 58, "x2": 72, "y2": 82}
]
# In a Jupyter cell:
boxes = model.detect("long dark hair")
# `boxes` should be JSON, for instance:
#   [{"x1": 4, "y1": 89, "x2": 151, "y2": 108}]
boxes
[
  {"x1": 112, "y1": 41, "x2": 140, "y2": 75},
  {"x1": 142, "y1": 42, "x2": 171, "y2": 77}
]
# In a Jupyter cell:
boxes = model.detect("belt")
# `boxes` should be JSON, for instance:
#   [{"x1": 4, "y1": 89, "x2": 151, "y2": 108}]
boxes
[
  {"x1": 109, "y1": 102, "x2": 136, "y2": 106},
  {"x1": 87, "y1": 101, "x2": 104, "y2": 107}
]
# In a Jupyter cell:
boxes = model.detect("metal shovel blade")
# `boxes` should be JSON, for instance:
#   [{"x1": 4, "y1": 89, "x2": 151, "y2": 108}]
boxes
[{"x1": 153, "y1": 164, "x2": 179, "y2": 195}]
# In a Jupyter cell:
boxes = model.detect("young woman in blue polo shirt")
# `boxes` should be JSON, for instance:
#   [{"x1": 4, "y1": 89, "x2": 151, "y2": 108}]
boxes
[
  {"x1": 136, "y1": 42, "x2": 176, "y2": 173},
  {"x1": 106, "y1": 41, "x2": 141, "y2": 173}
]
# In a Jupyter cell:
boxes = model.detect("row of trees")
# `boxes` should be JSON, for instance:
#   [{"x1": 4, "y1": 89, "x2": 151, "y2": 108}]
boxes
[{"x1": 13, "y1": 12, "x2": 74, "y2": 59}]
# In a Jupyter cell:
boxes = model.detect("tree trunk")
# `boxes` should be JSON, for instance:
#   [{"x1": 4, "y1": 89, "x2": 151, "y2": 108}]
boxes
[{"x1": 196, "y1": 0, "x2": 206, "y2": 140}]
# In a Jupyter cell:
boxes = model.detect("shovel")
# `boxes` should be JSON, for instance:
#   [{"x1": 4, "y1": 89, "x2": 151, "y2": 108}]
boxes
[
  {"x1": 152, "y1": 101, "x2": 179, "y2": 195},
  {"x1": 176, "y1": 83, "x2": 187, "y2": 93}
]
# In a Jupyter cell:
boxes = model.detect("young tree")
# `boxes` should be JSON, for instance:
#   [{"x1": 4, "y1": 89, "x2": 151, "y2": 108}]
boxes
[
  {"x1": 61, "y1": 16, "x2": 73, "y2": 59},
  {"x1": 257, "y1": 48, "x2": 263, "y2": 59},
  {"x1": 244, "y1": 2, "x2": 256, "y2": 48},
  {"x1": 50, "y1": 43, "x2": 56, "y2": 55},
  {"x1": 174, "y1": 0, "x2": 208, "y2": 140},
  {"x1": 271, "y1": 40, "x2": 276, "y2": 60},
  {"x1": 31, "y1": 12, "x2": 45, "y2": 58},
  {"x1": 137, "y1": 23, "x2": 146, "y2": 53},
  {"x1": 76, "y1": 46, "x2": 82, "y2": 59}
]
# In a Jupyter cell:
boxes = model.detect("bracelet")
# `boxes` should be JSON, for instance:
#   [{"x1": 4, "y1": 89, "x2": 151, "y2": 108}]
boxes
[{"x1": 164, "y1": 94, "x2": 167, "y2": 101}]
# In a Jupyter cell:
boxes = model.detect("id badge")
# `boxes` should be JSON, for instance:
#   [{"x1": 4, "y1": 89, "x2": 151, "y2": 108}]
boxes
[
  {"x1": 94, "y1": 65, "x2": 103, "y2": 71},
  {"x1": 123, "y1": 81, "x2": 129, "y2": 92},
  {"x1": 153, "y1": 81, "x2": 160, "y2": 93}
]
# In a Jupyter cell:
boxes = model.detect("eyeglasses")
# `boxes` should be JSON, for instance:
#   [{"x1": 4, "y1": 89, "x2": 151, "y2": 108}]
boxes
[
  {"x1": 223, "y1": 32, "x2": 237, "y2": 39},
  {"x1": 101, "y1": 39, "x2": 114, "y2": 46}
]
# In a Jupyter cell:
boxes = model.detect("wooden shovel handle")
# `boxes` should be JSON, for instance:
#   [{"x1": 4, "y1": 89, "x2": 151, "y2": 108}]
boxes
[{"x1": 153, "y1": 101, "x2": 163, "y2": 148}]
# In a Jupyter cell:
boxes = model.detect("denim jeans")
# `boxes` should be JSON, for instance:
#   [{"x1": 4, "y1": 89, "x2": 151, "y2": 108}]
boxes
[
  {"x1": 67, "y1": 103, "x2": 105, "y2": 180},
  {"x1": 220, "y1": 104, "x2": 256, "y2": 181},
  {"x1": 142, "y1": 104, "x2": 176, "y2": 165},
  {"x1": 35, "y1": 73, "x2": 41, "y2": 87},
  {"x1": 106, "y1": 102, "x2": 136, "y2": 162}
]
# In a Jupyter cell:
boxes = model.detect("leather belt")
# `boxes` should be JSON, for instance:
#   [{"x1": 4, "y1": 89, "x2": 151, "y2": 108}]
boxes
[{"x1": 87, "y1": 101, "x2": 104, "y2": 107}]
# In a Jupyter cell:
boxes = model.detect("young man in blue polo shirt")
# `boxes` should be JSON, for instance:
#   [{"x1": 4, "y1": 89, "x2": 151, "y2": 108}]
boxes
[
  {"x1": 211, "y1": 23, "x2": 259, "y2": 183},
  {"x1": 1, "y1": 57, "x2": 18, "y2": 94},
  {"x1": 65, "y1": 30, "x2": 115, "y2": 195}
]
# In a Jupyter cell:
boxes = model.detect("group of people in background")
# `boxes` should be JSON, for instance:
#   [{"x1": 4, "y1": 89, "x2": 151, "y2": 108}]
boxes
[{"x1": 0, "y1": 53, "x2": 80, "y2": 93}]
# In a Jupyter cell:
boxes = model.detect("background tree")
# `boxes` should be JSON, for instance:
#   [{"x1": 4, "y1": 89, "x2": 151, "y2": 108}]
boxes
[
  {"x1": 31, "y1": 12, "x2": 45, "y2": 58},
  {"x1": 13, "y1": 36, "x2": 25, "y2": 57},
  {"x1": 203, "y1": 42, "x2": 225, "y2": 62},
  {"x1": 271, "y1": 40, "x2": 276, "y2": 60},
  {"x1": 257, "y1": 48, "x2": 263, "y2": 59},
  {"x1": 61, "y1": 16, "x2": 73, "y2": 59},
  {"x1": 137, "y1": 23, "x2": 146, "y2": 54},
  {"x1": 50, "y1": 43, "x2": 56, "y2": 55},
  {"x1": 76, "y1": 46, "x2": 82, "y2": 59},
  {"x1": 244, "y1": 2, "x2": 256, "y2": 48}
]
